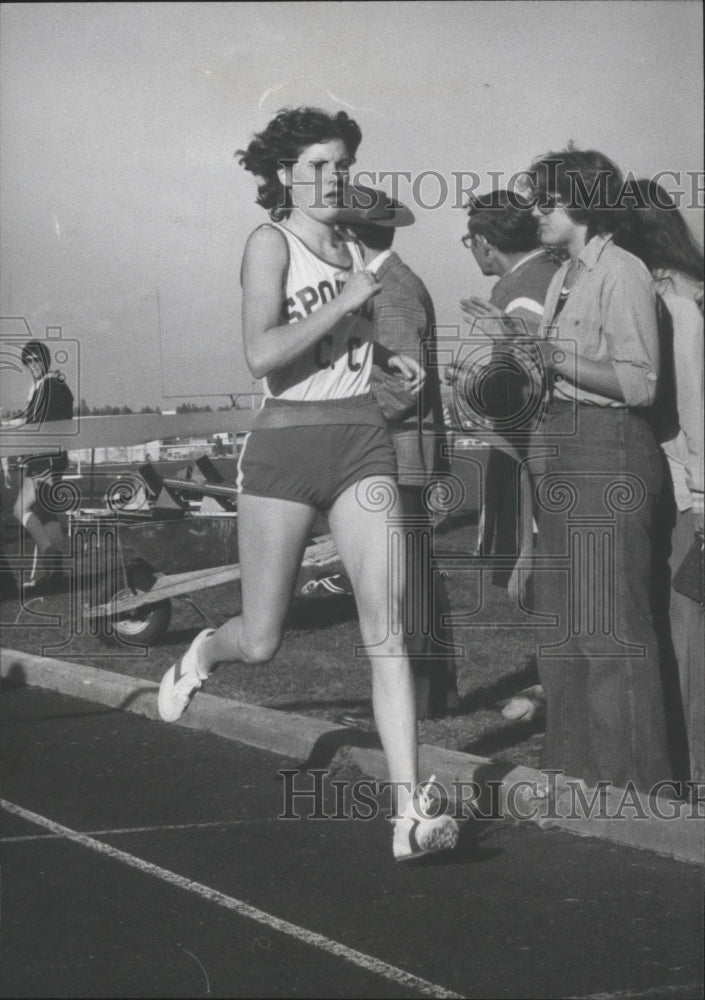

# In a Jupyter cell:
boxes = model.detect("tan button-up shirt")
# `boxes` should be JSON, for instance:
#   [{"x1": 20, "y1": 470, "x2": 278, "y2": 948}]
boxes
[{"x1": 541, "y1": 234, "x2": 659, "y2": 407}]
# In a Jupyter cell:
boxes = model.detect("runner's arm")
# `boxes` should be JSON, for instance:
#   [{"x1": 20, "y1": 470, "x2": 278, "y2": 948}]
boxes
[{"x1": 242, "y1": 227, "x2": 380, "y2": 380}]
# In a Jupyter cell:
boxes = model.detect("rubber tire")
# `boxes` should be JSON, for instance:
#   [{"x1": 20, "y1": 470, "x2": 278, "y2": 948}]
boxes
[
  {"x1": 92, "y1": 557, "x2": 170, "y2": 647},
  {"x1": 95, "y1": 590, "x2": 172, "y2": 647}
]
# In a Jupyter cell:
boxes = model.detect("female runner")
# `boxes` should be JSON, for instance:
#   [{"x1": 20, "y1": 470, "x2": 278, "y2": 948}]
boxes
[{"x1": 158, "y1": 107, "x2": 458, "y2": 860}]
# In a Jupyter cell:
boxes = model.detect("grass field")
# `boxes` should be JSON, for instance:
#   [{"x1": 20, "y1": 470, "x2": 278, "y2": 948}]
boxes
[{"x1": 1, "y1": 505, "x2": 546, "y2": 770}]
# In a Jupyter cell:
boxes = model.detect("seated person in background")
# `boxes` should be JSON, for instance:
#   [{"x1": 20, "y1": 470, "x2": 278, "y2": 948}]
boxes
[
  {"x1": 5, "y1": 340, "x2": 74, "y2": 590},
  {"x1": 448, "y1": 191, "x2": 558, "y2": 599},
  {"x1": 338, "y1": 186, "x2": 460, "y2": 719}
]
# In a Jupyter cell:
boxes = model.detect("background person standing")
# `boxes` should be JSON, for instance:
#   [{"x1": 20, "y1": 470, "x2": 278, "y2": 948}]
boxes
[
  {"x1": 339, "y1": 187, "x2": 460, "y2": 719},
  {"x1": 4, "y1": 340, "x2": 74, "y2": 591},
  {"x1": 450, "y1": 191, "x2": 558, "y2": 600},
  {"x1": 527, "y1": 150, "x2": 672, "y2": 793},
  {"x1": 622, "y1": 179, "x2": 704, "y2": 787}
]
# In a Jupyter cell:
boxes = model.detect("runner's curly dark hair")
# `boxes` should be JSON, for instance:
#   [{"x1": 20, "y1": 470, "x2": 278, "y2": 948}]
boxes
[{"x1": 237, "y1": 106, "x2": 362, "y2": 220}]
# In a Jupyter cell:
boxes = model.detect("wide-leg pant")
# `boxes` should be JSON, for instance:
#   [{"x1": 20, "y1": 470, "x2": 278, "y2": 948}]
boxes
[{"x1": 533, "y1": 404, "x2": 672, "y2": 791}]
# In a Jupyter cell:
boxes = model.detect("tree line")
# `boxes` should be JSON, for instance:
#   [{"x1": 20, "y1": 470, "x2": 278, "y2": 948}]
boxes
[{"x1": 76, "y1": 400, "x2": 234, "y2": 416}]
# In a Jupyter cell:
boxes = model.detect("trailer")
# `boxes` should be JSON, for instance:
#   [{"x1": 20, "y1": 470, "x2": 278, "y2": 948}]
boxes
[{"x1": 70, "y1": 460, "x2": 339, "y2": 645}]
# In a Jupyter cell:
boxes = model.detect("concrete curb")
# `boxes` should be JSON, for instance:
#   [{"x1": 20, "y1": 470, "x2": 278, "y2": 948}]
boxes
[{"x1": 2, "y1": 647, "x2": 703, "y2": 866}]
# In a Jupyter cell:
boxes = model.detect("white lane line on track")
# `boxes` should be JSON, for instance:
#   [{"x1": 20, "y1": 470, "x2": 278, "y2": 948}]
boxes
[
  {"x1": 2, "y1": 799, "x2": 465, "y2": 1000},
  {"x1": 2, "y1": 816, "x2": 280, "y2": 842},
  {"x1": 582, "y1": 986, "x2": 705, "y2": 1000}
]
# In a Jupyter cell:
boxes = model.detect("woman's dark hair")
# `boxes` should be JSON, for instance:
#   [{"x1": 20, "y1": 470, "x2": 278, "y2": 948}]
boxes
[
  {"x1": 617, "y1": 179, "x2": 704, "y2": 283},
  {"x1": 21, "y1": 340, "x2": 50, "y2": 373},
  {"x1": 466, "y1": 190, "x2": 539, "y2": 254},
  {"x1": 528, "y1": 149, "x2": 626, "y2": 242},
  {"x1": 237, "y1": 106, "x2": 362, "y2": 220}
]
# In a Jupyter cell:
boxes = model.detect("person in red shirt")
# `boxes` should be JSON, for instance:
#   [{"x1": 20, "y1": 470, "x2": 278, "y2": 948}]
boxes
[{"x1": 449, "y1": 191, "x2": 558, "y2": 602}]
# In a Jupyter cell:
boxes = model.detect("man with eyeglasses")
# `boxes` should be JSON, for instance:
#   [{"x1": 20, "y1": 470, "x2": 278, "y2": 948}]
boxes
[
  {"x1": 445, "y1": 190, "x2": 559, "y2": 719},
  {"x1": 448, "y1": 189, "x2": 558, "y2": 580},
  {"x1": 458, "y1": 191, "x2": 560, "y2": 350}
]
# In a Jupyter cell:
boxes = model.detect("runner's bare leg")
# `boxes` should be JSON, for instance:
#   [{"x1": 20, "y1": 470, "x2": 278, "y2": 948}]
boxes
[
  {"x1": 198, "y1": 493, "x2": 317, "y2": 670},
  {"x1": 328, "y1": 477, "x2": 417, "y2": 816}
]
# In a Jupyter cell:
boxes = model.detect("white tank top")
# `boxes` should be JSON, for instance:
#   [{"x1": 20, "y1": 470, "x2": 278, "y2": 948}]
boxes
[{"x1": 261, "y1": 223, "x2": 374, "y2": 401}]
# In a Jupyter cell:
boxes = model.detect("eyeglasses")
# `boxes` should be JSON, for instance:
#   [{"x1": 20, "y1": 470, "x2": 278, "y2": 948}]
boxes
[
  {"x1": 534, "y1": 193, "x2": 565, "y2": 215},
  {"x1": 461, "y1": 233, "x2": 477, "y2": 249}
]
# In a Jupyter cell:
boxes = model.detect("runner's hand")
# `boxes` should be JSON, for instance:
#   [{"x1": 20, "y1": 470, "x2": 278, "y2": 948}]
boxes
[
  {"x1": 338, "y1": 270, "x2": 382, "y2": 311},
  {"x1": 387, "y1": 353, "x2": 426, "y2": 393}
]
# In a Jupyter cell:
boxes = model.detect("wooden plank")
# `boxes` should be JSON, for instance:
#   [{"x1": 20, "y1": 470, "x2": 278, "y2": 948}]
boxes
[
  {"x1": 101, "y1": 564, "x2": 245, "y2": 611},
  {"x1": 85, "y1": 534, "x2": 340, "y2": 617}
]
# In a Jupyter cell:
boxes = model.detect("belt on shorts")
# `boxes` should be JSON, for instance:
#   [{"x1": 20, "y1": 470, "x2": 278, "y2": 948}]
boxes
[{"x1": 253, "y1": 393, "x2": 387, "y2": 431}]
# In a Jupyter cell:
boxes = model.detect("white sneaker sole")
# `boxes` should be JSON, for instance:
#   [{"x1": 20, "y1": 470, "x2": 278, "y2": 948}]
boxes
[
  {"x1": 393, "y1": 814, "x2": 459, "y2": 862},
  {"x1": 157, "y1": 659, "x2": 201, "y2": 722},
  {"x1": 157, "y1": 628, "x2": 215, "y2": 722}
]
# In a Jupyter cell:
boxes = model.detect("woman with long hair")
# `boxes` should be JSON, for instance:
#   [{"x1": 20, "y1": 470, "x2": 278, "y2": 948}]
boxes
[
  {"x1": 527, "y1": 149, "x2": 672, "y2": 793},
  {"x1": 157, "y1": 107, "x2": 458, "y2": 861},
  {"x1": 624, "y1": 179, "x2": 704, "y2": 785}
]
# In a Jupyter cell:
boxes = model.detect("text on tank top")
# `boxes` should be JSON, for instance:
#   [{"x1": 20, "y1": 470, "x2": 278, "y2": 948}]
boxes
[{"x1": 262, "y1": 223, "x2": 374, "y2": 401}]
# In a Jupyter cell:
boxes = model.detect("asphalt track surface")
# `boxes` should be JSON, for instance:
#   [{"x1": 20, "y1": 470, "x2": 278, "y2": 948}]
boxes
[{"x1": 2, "y1": 685, "x2": 703, "y2": 1000}]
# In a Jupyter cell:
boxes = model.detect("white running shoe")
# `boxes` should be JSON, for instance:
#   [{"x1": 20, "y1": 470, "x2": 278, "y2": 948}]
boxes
[
  {"x1": 392, "y1": 775, "x2": 459, "y2": 862},
  {"x1": 157, "y1": 628, "x2": 215, "y2": 722}
]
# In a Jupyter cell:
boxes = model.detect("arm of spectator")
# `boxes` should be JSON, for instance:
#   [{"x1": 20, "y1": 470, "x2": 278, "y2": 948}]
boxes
[
  {"x1": 668, "y1": 292, "x2": 704, "y2": 496},
  {"x1": 460, "y1": 296, "x2": 545, "y2": 339},
  {"x1": 599, "y1": 264, "x2": 659, "y2": 406},
  {"x1": 460, "y1": 296, "x2": 514, "y2": 338},
  {"x1": 503, "y1": 296, "x2": 546, "y2": 338},
  {"x1": 537, "y1": 263, "x2": 658, "y2": 404},
  {"x1": 508, "y1": 461, "x2": 535, "y2": 603},
  {"x1": 534, "y1": 338, "x2": 624, "y2": 400}
]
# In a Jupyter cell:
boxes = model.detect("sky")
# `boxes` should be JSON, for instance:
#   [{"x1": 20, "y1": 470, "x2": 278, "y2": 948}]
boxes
[{"x1": 1, "y1": 0, "x2": 703, "y2": 414}]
